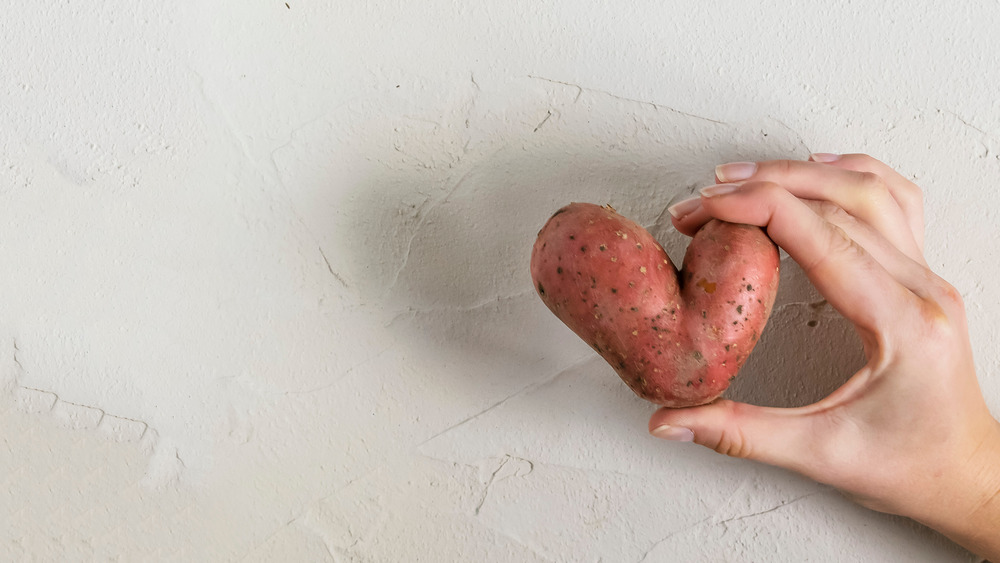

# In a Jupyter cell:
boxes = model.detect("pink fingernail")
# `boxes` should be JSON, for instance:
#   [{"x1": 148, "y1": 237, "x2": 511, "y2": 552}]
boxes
[
  {"x1": 667, "y1": 195, "x2": 701, "y2": 219},
  {"x1": 699, "y1": 183, "x2": 741, "y2": 197},
  {"x1": 715, "y1": 161, "x2": 757, "y2": 182},
  {"x1": 810, "y1": 152, "x2": 841, "y2": 163},
  {"x1": 650, "y1": 424, "x2": 695, "y2": 442}
]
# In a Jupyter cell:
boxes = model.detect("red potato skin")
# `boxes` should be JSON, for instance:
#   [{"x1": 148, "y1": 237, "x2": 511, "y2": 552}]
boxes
[{"x1": 530, "y1": 202, "x2": 780, "y2": 407}]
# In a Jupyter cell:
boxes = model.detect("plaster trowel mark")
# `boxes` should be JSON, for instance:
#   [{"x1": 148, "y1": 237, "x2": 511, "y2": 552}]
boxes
[
  {"x1": 475, "y1": 455, "x2": 534, "y2": 515},
  {"x1": 7, "y1": 341, "x2": 153, "y2": 444},
  {"x1": 528, "y1": 75, "x2": 726, "y2": 124},
  {"x1": 475, "y1": 456, "x2": 510, "y2": 514},
  {"x1": 12, "y1": 338, "x2": 23, "y2": 371},
  {"x1": 533, "y1": 110, "x2": 553, "y2": 132},
  {"x1": 717, "y1": 491, "x2": 825, "y2": 524},
  {"x1": 318, "y1": 246, "x2": 349, "y2": 288}
]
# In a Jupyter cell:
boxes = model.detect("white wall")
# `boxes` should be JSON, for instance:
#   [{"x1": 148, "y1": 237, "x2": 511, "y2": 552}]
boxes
[{"x1": 1, "y1": 1, "x2": 996, "y2": 560}]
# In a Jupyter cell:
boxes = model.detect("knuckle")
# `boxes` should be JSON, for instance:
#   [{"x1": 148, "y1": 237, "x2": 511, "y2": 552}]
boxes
[
  {"x1": 815, "y1": 200, "x2": 852, "y2": 224},
  {"x1": 853, "y1": 171, "x2": 893, "y2": 210},
  {"x1": 802, "y1": 223, "x2": 866, "y2": 275},
  {"x1": 827, "y1": 223, "x2": 863, "y2": 257},
  {"x1": 712, "y1": 426, "x2": 752, "y2": 459},
  {"x1": 856, "y1": 171, "x2": 888, "y2": 193},
  {"x1": 752, "y1": 180, "x2": 786, "y2": 200},
  {"x1": 704, "y1": 400, "x2": 754, "y2": 459},
  {"x1": 915, "y1": 279, "x2": 966, "y2": 347},
  {"x1": 931, "y1": 277, "x2": 965, "y2": 313},
  {"x1": 770, "y1": 159, "x2": 795, "y2": 176}
]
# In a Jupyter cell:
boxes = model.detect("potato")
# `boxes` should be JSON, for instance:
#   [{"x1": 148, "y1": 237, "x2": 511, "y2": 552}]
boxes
[{"x1": 530, "y1": 202, "x2": 779, "y2": 407}]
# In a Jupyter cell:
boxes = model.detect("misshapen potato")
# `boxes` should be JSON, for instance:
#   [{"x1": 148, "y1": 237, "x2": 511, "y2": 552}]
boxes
[{"x1": 530, "y1": 202, "x2": 779, "y2": 407}]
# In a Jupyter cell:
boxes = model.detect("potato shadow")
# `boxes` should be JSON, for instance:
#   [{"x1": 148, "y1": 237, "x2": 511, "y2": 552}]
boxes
[{"x1": 342, "y1": 107, "x2": 860, "y2": 410}]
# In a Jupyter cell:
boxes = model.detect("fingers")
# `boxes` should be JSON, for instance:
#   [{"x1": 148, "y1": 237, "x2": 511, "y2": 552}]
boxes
[
  {"x1": 798, "y1": 198, "x2": 936, "y2": 300},
  {"x1": 809, "y1": 153, "x2": 925, "y2": 251},
  {"x1": 648, "y1": 399, "x2": 814, "y2": 473},
  {"x1": 714, "y1": 157, "x2": 923, "y2": 262},
  {"x1": 691, "y1": 181, "x2": 921, "y2": 333},
  {"x1": 667, "y1": 195, "x2": 711, "y2": 237}
]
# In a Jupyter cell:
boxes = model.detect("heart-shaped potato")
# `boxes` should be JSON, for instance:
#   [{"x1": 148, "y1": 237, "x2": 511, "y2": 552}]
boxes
[{"x1": 530, "y1": 202, "x2": 779, "y2": 407}]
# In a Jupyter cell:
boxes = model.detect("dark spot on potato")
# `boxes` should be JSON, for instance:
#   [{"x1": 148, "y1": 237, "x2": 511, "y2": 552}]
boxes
[
  {"x1": 729, "y1": 375, "x2": 736, "y2": 382},
  {"x1": 581, "y1": 246, "x2": 587, "y2": 253},
  {"x1": 724, "y1": 344, "x2": 730, "y2": 351},
  {"x1": 693, "y1": 351, "x2": 703, "y2": 361},
  {"x1": 747, "y1": 284, "x2": 754, "y2": 291},
  {"x1": 569, "y1": 235, "x2": 575, "y2": 240},
  {"x1": 590, "y1": 276, "x2": 597, "y2": 288},
  {"x1": 807, "y1": 320, "x2": 818, "y2": 327},
  {"x1": 686, "y1": 380, "x2": 693, "y2": 387},
  {"x1": 701, "y1": 310, "x2": 707, "y2": 319},
  {"x1": 636, "y1": 243, "x2": 643, "y2": 249},
  {"x1": 631, "y1": 307, "x2": 639, "y2": 312},
  {"x1": 698, "y1": 377, "x2": 704, "y2": 383},
  {"x1": 557, "y1": 267, "x2": 563, "y2": 274},
  {"x1": 619, "y1": 307, "x2": 624, "y2": 312},
  {"x1": 732, "y1": 321, "x2": 738, "y2": 325},
  {"x1": 599, "y1": 244, "x2": 607, "y2": 251},
  {"x1": 611, "y1": 288, "x2": 618, "y2": 294},
  {"x1": 736, "y1": 305, "x2": 743, "y2": 314},
  {"x1": 537, "y1": 282, "x2": 545, "y2": 295},
  {"x1": 617, "y1": 360, "x2": 626, "y2": 369}
]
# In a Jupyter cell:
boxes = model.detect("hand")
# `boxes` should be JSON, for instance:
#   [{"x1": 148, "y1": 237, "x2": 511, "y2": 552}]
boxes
[{"x1": 649, "y1": 153, "x2": 1000, "y2": 559}]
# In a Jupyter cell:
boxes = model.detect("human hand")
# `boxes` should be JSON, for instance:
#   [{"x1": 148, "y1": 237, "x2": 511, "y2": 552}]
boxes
[{"x1": 649, "y1": 154, "x2": 1000, "y2": 558}]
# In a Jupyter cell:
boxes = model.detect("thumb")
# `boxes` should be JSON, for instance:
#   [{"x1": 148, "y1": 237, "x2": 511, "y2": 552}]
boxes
[{"x1": 648, "y1": 399, "x2": 812, "y2": 471}]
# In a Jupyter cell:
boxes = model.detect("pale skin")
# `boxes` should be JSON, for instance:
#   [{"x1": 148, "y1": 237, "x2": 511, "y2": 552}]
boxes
[{"x1": 651, "y1": 153, "x2": 1000, "y2": 559}]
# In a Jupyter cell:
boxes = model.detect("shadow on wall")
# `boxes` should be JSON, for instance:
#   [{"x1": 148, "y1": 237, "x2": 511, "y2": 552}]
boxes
[{"x1": 338, "y1": 96, "x2": 862, "y2": 412}]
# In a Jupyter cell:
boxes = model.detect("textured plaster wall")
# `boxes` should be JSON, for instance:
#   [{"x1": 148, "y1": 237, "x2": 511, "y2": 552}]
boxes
[{"x1": 2, "y1": 1, "x2": 998, "y2": 561}]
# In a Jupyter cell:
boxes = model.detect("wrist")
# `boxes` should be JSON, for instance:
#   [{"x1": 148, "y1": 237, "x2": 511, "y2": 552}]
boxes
[{"x1": 908, "y1": 419, "x2": 1000, "y2": 559}]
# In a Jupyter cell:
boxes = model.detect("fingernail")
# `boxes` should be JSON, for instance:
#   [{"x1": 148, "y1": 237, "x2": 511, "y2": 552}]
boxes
[
  {"x1": 667, "y1": 195, "x2": 702, "y2": 219},
  {"x1": 809, "y1": 152, "x2": 841, "y2": 163},
  {"x1": 715, "y1": 161, "x2": 757, "y2": 182},
  {"x1": 699, "y1": 183, "x2": 741, "y2": 198},
  {"x1": 650, "y1": 424, "x2": 695, "y2": 442}
]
